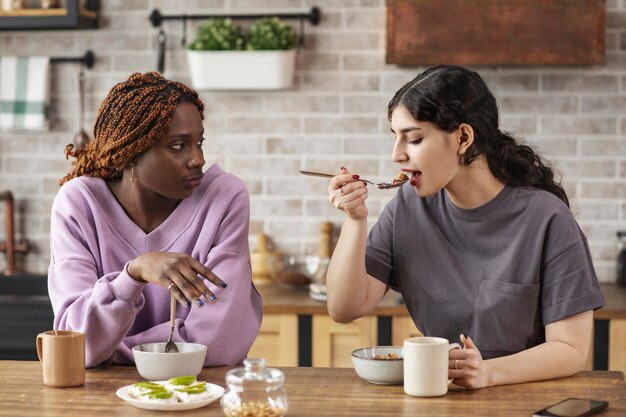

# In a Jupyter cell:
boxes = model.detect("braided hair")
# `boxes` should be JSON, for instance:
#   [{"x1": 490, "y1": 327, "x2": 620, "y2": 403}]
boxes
[
  {"x1": 60, "y1": 72, "x2": 204, "y2": 185},
  {"x1": 388, "y1": 65, "x2": 569, "y2": 207}
]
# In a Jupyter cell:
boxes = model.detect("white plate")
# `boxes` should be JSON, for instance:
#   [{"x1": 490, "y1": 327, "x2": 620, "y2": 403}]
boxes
[{"x1": 116, "y1": 381, "x2": 225, "y2": 411}]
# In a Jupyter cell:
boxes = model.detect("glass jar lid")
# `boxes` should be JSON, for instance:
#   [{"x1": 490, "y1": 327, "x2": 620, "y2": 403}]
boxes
[{"x1": 225, "y1": 358, "x2": 285, "y2": 390}]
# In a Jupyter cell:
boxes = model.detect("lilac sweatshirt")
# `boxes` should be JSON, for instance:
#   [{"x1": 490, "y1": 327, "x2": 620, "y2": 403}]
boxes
[{"x1": 48, "y1": 164, "x2": 262, "y2": 368}]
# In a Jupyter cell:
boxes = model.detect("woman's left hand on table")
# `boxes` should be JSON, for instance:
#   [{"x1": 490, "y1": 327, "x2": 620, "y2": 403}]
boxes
[{"x1": 449, "y1": 334, "x2": 489, "y2": 389}]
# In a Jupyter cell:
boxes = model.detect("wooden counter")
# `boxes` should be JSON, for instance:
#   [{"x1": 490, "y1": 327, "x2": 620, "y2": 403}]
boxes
[
  {"x1": 257, "y1": 283, "x2": 406, "y2": 316},
  {"x1": 1, "y1": 361, "x2": 625, "y2": 416}
]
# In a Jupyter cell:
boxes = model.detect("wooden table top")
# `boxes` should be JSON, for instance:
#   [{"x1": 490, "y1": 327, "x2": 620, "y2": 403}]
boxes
[
  {"x1": 1, "y1": 361, "x2": 624, "y2": 416},
  {"x1": 258, "y1": 282, "x2": 626, "y2": 319}
]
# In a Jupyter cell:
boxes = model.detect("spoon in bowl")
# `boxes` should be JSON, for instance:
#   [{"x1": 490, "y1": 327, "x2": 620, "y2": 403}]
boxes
[
  {"x1": 299, "y1": 170, "x2": 408, "y2": 190},
  {"x1": 164, "y1": 294, "x2": 179, "y2": 353}
]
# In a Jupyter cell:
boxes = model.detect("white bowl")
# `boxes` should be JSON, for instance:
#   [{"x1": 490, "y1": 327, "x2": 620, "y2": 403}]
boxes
[
  {"x1": 132, "y1": 342, "x2": 207, "y2": 381},
  {"x1": 351, "y1": 346, "x2": 403, "y2": 385}
]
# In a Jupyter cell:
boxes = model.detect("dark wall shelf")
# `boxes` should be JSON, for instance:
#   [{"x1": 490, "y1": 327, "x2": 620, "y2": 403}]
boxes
[{"x1": 0, "y1": 0, "x2": 98, "y2": 31}]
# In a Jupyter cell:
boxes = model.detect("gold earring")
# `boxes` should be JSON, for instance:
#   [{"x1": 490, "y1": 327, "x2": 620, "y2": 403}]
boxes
[{"x1": 129, "y1": 165, "x2": 137, "y2": 184}]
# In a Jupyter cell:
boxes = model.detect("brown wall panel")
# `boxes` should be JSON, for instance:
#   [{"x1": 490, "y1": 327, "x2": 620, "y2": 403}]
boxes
[{"x1": 386, "y1": 0, "x2": 605, "y2": 66}]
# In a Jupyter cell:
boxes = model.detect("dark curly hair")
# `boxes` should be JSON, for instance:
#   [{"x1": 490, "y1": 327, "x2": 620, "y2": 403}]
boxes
[
  {"x1": 388, "y1": 65, "x2": 569, "y2": 207},
  {"x1": 60, "y1": 72, "x2": 204, "y2": 185}
]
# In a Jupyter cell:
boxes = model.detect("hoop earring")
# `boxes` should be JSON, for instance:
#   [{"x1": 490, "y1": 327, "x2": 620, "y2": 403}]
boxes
[{"x1": 129, "y1": 165, "x2": 137, "y2": 184}]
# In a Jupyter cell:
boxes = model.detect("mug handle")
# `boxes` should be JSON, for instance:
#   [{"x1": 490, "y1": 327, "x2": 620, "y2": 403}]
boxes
[
  {"x1": 447, "y1": 342, "x2": 462, "y2": 384},
  {"x1": 36, "y1": 333, "x2": 44, "y2": 363}
]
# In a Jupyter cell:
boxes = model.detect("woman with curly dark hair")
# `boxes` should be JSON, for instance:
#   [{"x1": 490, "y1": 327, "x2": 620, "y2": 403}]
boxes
[
  {"x1": 325, "y1": 65, "x2": 604, "y2": 389},
  {"x1": 49, "y1": 72, "x2": 261, "y2": 367}
]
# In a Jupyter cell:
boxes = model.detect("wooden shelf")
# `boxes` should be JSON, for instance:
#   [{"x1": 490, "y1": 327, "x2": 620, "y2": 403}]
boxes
[
  {"x1": 0, "y1": 8, "x2": 67, "y2": 17},
  {"x1": 0, "y1": 0, "x2": 98, "y2": 30}
]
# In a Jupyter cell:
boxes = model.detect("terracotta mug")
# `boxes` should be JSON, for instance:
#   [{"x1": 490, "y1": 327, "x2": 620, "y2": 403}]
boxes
[
  {"x1": 403, "y1": 336, "x2": 461, "y2": 397},
  {"x1": 36, "y1": 330, "x2": 85, "y2": 387}
]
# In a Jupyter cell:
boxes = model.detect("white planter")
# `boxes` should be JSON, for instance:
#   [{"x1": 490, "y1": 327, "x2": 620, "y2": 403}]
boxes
[{"x1": 186, "y1": 49, "x2": 296, "y2": 90}]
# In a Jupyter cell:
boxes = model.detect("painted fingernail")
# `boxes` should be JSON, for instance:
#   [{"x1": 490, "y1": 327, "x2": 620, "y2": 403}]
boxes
[
  {"x1": 195, "y1": 299, "x2": 204, "y2": 307},
  {"x1": 184, "y1": 300, "x2": 191, "y2": 308},
  {"x1": 209, "y1": 294, "x2": 217, "y2": 303},
  {"x1": 353, "y1": 175, "x2": 360, "y2": 179},
  {"x1": 220, "y1": 281, "x2": 227, "y2": 288}
]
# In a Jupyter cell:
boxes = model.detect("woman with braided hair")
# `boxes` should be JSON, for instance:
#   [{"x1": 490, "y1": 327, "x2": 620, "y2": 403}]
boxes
[
  {"x1": 324, "y1": 65, "x2": 604, "y2": 389},
  {"x1": 49, "y1": 72, "x2": 262, "y2": 367}
]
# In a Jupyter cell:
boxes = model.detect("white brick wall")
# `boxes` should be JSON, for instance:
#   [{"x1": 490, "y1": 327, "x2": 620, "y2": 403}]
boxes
[{"x1": 1, "y1": 0, "x2": 625, "y2": 283}]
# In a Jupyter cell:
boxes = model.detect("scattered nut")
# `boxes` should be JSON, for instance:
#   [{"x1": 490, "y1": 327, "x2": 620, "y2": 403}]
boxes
[{"x1": 224, "y1": 401, "x2": 286, "y2": 417}]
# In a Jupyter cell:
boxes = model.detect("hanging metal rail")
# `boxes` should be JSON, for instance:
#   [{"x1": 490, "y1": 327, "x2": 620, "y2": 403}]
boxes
[
  {"x1": 50, "y1": 50, "x2": 95, "y2": 69},
  {"x1": 149, "y1": 7, "x2": 321, "y2": 28}
]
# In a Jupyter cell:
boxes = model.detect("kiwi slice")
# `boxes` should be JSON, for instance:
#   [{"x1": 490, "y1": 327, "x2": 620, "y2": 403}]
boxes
[{"x1": 168, "y1": 376, "x2": 196, "y2": 386}]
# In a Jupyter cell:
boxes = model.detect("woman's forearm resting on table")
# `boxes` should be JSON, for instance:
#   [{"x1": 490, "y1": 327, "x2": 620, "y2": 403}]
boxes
[{"x1": 484, "y1": 310, "x2": 593, "y2": 388}]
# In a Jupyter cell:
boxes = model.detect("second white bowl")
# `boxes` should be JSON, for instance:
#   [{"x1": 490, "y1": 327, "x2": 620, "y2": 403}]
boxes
[{"x1": 351, "y1": 346, "x2": 403, "y2": 385}]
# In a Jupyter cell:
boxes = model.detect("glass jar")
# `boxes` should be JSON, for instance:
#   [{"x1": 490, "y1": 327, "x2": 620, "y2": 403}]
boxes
[
  {"x1": 41, "y1": 0, "x2": 60, "y2": 9},
  {"x1": 617, "y1": 231, "x2": 626, "y2": 287},
  {"x1": 221, "y1": 358, "x2": 288, "y2": 417}
]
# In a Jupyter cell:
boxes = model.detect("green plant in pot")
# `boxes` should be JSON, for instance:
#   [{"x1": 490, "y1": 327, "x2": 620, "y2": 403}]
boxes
[
  {"x1": 188, "y1": 18, "x2": 245, "y2": 51},
  {"x1": 245, "y1": 17, "x2": 298, "y2": 51},
  {"x1": 186, "y1": 16, "x2": 299, "y2": 90}
]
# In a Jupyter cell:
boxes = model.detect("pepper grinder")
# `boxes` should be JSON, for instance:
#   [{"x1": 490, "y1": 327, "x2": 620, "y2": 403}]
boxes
[{"x1": 318, "y1": 221, "x2": 333, "y2": 285}]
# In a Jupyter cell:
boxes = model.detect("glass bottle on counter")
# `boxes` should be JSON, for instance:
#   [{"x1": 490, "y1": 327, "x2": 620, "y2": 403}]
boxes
[
  {"x1": 617, "y1": 231, "x2": 626, "y2": 287},
  {"x1": 221, "y1": 358, "x2": 288, "y2": 417}
]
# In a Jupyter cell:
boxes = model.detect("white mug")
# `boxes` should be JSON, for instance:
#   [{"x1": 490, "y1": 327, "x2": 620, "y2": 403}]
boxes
[{"x1": 403, "y1": 336, "x2": 461, "y2": 397}]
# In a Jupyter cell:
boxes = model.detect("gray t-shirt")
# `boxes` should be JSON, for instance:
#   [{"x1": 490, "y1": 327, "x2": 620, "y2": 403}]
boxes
[{"x1": 365, "y1": 185, "x2": 605, "y2": 359}]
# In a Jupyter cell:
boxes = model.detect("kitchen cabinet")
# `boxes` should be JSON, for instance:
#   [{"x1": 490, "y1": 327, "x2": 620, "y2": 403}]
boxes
[
  {"x1": 0, "y1": 0, "x2": 98, "y2": 30},
  {"x1": 250, "y1": 284, "x2": 412, "y2": 367},
  {"x1": 312, "y1": 316, "x2": 377, "y2": 367},
  {"x1": 391, "y1": 316, "x2": 422, "y2": 346},
  {"x1": 0, "y1": 274, "x2": 51, "y2": 360},
  {"x1": 247, "y1": 314, "x2": 298, "y2": 367},
  {"x1": 609, "y1": 320, "x2": 626, "y2": 372}
]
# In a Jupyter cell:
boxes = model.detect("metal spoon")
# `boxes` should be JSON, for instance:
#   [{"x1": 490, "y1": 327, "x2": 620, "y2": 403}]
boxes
[
  {"x1": 164, "y1": 294, "x2": 179, "y2": 353},
  {"x1": 299, "y1": 170, "x2": 408, "y2": 190}
]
